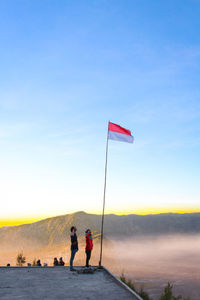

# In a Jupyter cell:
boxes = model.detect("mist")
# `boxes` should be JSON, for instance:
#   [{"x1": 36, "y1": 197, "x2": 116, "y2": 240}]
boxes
[{"x1": 102, "y1": 235, "x2": 200, "y2": 299}]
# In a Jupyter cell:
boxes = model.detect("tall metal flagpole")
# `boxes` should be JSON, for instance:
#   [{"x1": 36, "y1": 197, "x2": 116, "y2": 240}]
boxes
[{"x1": 99, "y1": 121, "x2": 109, "y2": 267}]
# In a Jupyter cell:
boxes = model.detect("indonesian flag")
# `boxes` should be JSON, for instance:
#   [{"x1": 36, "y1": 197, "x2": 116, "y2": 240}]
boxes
[{"x1": 108, "y1": 122, "x2": 134, "y2": 143}]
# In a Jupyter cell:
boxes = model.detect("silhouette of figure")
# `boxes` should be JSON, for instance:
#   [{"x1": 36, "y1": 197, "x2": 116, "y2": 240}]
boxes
[
  {"x1": 36, "y1": 259, "x2": 41, "y2": 266},
  {"x1": 59, "y1": 257, "x2": 65, "y2": 266},
  {"x1": 70, "y1": 226, "x2": 78, "y2": 271},
  {"x1": 53, "y1": 257, "x2": 59, "y2": 266}
]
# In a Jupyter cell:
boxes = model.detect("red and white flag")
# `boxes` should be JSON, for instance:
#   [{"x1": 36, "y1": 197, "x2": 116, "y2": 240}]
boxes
[{"x1": 108, "y1": 122, "x2": 134, "y2": 143}]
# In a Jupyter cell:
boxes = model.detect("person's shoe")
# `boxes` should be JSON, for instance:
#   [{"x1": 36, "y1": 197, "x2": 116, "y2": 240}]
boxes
[{"x1": 70, "y1": 268, "x2": 76, "y2": 272}]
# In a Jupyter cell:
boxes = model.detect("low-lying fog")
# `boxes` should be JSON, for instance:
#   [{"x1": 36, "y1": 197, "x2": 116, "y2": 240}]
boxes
[
  {"x1": 103, "y1": 235, "x2": 200, "y2": 299},
  {"x1": 1, "y1": 234, "x2": 200, "y2": 299}
]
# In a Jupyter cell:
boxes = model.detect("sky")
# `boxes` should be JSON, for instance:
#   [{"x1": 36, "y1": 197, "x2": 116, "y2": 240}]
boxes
[{"x1": 0, "y1": 0, "x2": 200, "y2": 225}]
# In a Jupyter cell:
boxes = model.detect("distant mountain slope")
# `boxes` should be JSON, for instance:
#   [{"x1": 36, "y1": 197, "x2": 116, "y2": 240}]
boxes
[
  {"x1": 0, "y1": 211, "x2": 101, "y2": 250},
  {"x1": 1, "y1": 211, "x2": 200, "y2": 251}
]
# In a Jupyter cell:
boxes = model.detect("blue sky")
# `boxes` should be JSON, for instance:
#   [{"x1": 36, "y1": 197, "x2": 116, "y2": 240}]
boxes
[{"x1": 0, "y1": 0, "x2": 200, "y2": 222}]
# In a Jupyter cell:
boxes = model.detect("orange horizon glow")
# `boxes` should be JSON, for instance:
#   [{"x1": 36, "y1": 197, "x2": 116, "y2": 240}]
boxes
[{"x1": 1, "y1": 207, "x2": 200, "y2": 227}]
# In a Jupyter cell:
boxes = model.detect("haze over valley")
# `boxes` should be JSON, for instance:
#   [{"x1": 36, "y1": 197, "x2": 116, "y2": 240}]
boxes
[{"x1": 1, "y1": 211, "x2": 200, "y2": 299}]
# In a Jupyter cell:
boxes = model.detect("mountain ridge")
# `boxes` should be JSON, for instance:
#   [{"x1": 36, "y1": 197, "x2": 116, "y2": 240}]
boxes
[
  {"x1": 2, "y1": 211, "x2": 200, "y2": 229},
  {"x1": 1, "y1": 211, "x2": 200, "y2": 252}
]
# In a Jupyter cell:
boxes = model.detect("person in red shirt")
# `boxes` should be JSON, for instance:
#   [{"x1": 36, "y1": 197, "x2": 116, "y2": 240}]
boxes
[{"x1": 85, "y1": 229, "x2": 93, "y2": 268}]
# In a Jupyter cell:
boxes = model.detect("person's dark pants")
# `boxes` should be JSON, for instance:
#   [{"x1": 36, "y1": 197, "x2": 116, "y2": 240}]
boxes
[
  {"x1": 86, "y1": 250, "x2": 91, "y2": 267},
  {"x1": 70, "y1": 249, "x2": 77, "y2": 269}
]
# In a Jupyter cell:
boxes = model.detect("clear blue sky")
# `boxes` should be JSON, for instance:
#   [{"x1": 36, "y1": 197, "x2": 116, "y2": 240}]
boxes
[{"x1": 0, "y1": 0, "x2": 200, "y2": 223}]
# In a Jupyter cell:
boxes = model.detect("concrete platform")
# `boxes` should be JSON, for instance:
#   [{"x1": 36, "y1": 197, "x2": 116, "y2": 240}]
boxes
[{"x1": 0, "y1": 267, "x2": 139, "y2": 299}]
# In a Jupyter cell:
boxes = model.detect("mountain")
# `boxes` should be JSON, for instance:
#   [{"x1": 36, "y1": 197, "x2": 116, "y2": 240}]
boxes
[{"x1": 1, "y1": 211, "x2": 200, "y2": 251}]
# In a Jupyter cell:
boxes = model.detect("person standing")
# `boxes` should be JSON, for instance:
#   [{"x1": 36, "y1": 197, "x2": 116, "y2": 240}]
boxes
[
  {"x1": 85, "y1": 229, "x2": 93, "y2": 268},
  {"x1": 70, "y1": 226, "x2": 78, "y2": 271}
]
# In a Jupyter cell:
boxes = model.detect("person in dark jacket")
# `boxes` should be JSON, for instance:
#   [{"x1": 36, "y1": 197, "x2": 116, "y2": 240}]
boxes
[
  {"x1": 85, "y1": 229, "x2": 93, "y2": 268},
  {"x1": 53, "y1": 257, "x2": 58, "y2": 266},
  {"x1": 36, "y1": 259, "x2": 41, "y2": 266},
  {"x1": 70, "y1": 226, "x2": 78, "y2": 271}
]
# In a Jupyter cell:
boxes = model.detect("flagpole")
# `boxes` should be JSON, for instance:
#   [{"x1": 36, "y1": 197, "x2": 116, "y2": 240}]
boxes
[{"x1": 99, "y1": 121, "x2": 109, "y2": 267}]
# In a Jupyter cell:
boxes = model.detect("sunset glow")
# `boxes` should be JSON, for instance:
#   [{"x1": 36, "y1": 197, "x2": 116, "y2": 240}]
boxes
[{"x1": 1, "y1": 207, "x2": 200, "y2": 227}]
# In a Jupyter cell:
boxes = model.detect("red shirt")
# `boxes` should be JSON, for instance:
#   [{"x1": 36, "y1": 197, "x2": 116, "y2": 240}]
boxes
[{"x1": 85, "y1": 233, "x2": 93, "y2": 251}]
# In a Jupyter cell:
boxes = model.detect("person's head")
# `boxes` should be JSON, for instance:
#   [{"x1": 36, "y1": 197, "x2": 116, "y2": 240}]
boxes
[
  {"x1": 54, "y1": 257, "x2": 57, "y2": 261},
  {"x1": 59, "y1": 257, "x2": 62, "y2": 261},
  {"x1": 70, "y1": 226, "x2": 77, "y2": 233},
  {"x1": 85, "y1": 229, "x2": 91, "y2": 236}
]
